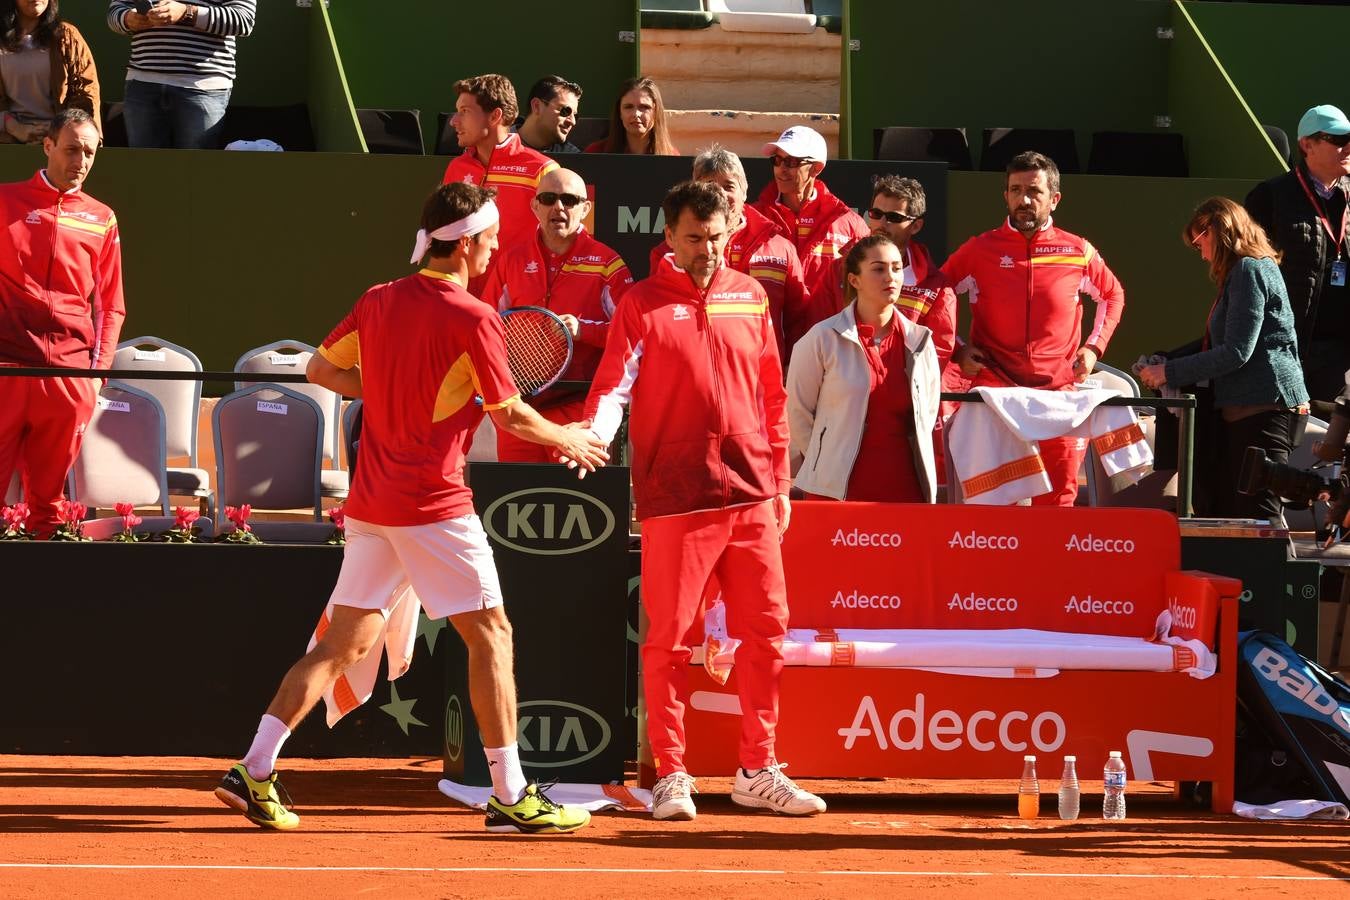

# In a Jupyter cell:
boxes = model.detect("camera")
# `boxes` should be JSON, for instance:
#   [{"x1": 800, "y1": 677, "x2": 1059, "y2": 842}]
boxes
[
  {"x1": 1238, "y1": 445, "x2": 1343, "y2": 509},
  {"x1": 133, "y1": 0, "x2": 154, "y2": 14}
]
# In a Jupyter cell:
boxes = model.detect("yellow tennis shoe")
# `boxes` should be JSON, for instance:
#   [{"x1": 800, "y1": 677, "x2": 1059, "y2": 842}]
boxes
[
  {"x1": 214, "y1": 763, "x2": 300, "y2": 830},
  {"x1": 484, "y1": 782, "x2": 590, "y2": 834}
]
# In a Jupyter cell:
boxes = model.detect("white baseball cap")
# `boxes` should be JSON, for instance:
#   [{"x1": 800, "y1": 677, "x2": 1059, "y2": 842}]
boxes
[{"x1": 762, "y1": 125, "x2": 827, "y2": 164}]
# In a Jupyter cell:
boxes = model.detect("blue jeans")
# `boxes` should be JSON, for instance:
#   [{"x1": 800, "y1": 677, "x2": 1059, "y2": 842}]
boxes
[{"x1": 122, "y1": 78, "x2": 231, "y2": 150}]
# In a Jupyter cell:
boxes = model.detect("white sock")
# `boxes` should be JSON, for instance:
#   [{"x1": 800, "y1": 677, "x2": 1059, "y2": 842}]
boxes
[
  {"x1": 242, "y1": 714, "x2": 291, "y2": 782},
  {"x1": 484, "y1": 743, "x2": 528, "y2": 804}
]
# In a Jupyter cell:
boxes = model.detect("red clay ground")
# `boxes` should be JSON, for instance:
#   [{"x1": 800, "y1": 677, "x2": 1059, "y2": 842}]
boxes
[{"x1": 1, "y1": 755, "x2": 1346, "y2": 899}]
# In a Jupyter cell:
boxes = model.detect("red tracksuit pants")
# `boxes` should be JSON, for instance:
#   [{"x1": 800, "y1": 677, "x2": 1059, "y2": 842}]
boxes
[
  {"x1": 0, "y1": 375, "x2": 96, "y2": 536},
  {"x1": 640, "y1": 500, "x2": 788, "y2": 777},
  {"x1": 494, "y1": 399, "x2": 585, "y2": 463}
]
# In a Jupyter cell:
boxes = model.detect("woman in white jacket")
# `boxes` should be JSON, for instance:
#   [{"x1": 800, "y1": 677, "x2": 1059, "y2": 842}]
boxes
[{"x1": 787, "y1": 233, "x2": 942, "y2": 502}]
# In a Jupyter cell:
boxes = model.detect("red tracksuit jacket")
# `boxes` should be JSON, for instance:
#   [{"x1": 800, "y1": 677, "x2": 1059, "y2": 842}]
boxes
[
  {"x1": 585, "y1": 257, "x2": 791, "y2": 520},
  {"x1": 752, "y1": 178, "x2": 869, "y2": 302},
  {"x1": 648, "y1": 204, "x2": 811, "y2": 361},
  {"x1": 941, "y1": 218, "x2": 1125, "y2": 389},
  {"x1": 0, "y1": 170, "x2": 124, "y2": 368},
  {"x1": 480, "y1": 226, "x2": 633, "y2": 385},
  {"x1": 442, "y1": 133, "x2": 559, "y2": 274}
]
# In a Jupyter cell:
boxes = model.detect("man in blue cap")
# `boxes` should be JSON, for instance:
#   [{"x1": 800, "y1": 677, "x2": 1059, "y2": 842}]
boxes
[{"x1": 1247, "y1": 104, "x2": 1350, "y2": 413}]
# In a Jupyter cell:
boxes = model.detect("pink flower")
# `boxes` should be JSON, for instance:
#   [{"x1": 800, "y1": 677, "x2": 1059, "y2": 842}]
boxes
[
  {"x1": 328, "y1": 506, "x2": 346, "y2": 531},
  {"x1": 56, "y1": 500, "x2": 86, "y2": 525},
  {"x1": 120, "y1": 512, "x2": 143, "y2": 532},
  {"x1": 114, "y1": 502, "x2": 134, "y2": 517},
  {"x1": 173, "y1": 506, "x2": 200, "y2": 530},
  {"x1": 224, "y1": 504, "x2": 253, "y2": 532}
]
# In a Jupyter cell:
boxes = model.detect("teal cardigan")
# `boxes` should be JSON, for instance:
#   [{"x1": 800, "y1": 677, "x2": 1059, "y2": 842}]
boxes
[{"x1": 1164, "y1": 256, "x2": 1309, "y2": 408}]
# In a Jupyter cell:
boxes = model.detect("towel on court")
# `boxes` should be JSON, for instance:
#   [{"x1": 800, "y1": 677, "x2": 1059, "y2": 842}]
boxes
[
  {"x1": 307, "y1": 582, "x2": 422, "y2": 727},
  {"x1": 1233, "y1": 799, "x2": 1350, "y2": 820},
  {"x1": 949, "y1": 386, "x2": 1151, "y2": 504},
  {"x1": 438, "y1": 778, "x2": 652, "y2": 812}
]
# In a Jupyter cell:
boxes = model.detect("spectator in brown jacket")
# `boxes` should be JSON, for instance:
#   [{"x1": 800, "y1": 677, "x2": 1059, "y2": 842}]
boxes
[{"x1": 0, "y1": 0, "x2": 99, "y2": 143}]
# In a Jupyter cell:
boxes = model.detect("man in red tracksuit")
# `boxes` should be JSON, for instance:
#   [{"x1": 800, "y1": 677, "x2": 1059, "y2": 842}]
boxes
[
  {"x1": 0, "y1": 109, "x2": 124, "y2": 537},
  {"x1": 649, "y1": 145, "x2": 811, "y2": 362},
  {"x1": 583, "y1": 181, "x2": 825, "y2": 822},
  {"x1": 442, "y1": 73, "x2": 559, "y2": 293},
  {"x1": 481, "y1": 167, "x2": 633, "y2": 462},
  {"x1": 941, "y1": 151, "x2": 1126, "y2": 506},
  {"x1": 751, "y1": 125, "x2": 868, "y2": 308}
]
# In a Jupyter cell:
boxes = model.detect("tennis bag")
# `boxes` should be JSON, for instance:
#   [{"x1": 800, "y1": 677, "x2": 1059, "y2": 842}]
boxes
[{"x1": 1236, "y1": 630, "x2": 1350, "y2": 805}]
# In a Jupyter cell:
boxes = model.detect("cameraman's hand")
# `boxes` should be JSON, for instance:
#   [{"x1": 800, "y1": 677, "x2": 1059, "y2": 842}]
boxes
[
  {"x1": 1138, "y1": 364, "x2": 1166, "y2": 390},
  {"x1": 1323, "y1": 491, "x2": 1350, "y2": 548}
]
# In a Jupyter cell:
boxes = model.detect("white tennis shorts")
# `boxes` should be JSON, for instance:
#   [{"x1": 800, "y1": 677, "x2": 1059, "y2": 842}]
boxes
[{"x1": 329, "y1": 514, "x2": 503, "y2": 619}]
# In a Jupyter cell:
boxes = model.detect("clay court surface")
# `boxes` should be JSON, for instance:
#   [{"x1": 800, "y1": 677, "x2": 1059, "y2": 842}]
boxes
[{"x1": 1, "y1": 756, "x2": 1345, "y2": 899}]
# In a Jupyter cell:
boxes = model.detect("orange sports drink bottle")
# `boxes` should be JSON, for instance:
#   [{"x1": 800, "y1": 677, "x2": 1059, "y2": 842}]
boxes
[{"x1": 1018, "y1": 755, "x2": 1040, "y2": 819}]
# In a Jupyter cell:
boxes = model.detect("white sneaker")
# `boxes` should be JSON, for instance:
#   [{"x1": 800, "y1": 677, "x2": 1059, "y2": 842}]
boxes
[
  {"x1": 732, "y1": 763, "x2": 826, "y2": 816},
  {"x1": 652, "y1": 771, "x2": 698, "y2": 821}
]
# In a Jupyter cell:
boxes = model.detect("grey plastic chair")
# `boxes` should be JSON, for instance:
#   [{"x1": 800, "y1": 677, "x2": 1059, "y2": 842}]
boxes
[
  {"x1": 69, "y1": 381, "x2": 171, "y2": 515},
  {"x1": 212, "y1": 384, "x2": 325, "y2": 524},
  {"x1": 113, "y1": 336, "x2": 214, "y2": 516},
  {"x1": 234, "y1": 339, "x2": 348, "y2": 499},
  {"x1": 1081, "y1": 365, "x2": 1176, "y2": 509}
]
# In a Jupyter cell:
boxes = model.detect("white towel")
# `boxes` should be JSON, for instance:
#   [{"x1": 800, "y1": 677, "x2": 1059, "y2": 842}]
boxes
[
  {"x1": 438, "y1": 778, "x2": 652, "y2": 812},
  {"x1": 307, "y1": 582, "x2": 422, "y2": 728},
  {"x1": 1233, "y1": 800, "x2": 1350, "y2": 820}
]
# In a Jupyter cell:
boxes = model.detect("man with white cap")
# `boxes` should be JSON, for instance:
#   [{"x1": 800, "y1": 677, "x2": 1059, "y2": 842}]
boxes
[
  {"x1": 1247, "y1": 104, "x2": 1350, "y2": 411},
  {"x1": 213, "y1": 182, "x2": 607, "y2": 835},
  {"x1": 752, "y1": 125, "x2": 869, "y2": 305}
]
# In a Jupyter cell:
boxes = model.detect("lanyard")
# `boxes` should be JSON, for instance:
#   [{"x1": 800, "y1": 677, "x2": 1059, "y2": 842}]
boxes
[{"x1": 1295, "y1": 167, "x2": 1348, "y2": 256}]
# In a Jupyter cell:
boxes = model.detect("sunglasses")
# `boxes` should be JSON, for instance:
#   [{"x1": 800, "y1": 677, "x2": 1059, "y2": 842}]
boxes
[
  {"x1": 1313, "y1": 132, "x2": 1350, "y2": 148},
  {"x1": 549, "y1": 104, "x2": 575, "y2": 119},
  {"x1": 1189, "y1": 226, "x2": 1208, "y2": 248},
  {"x1": 867, "y1": 207, "x2": 919, "y2": 224},
  {"x1": 771, "y1": 154, "x2": 811, "y2": 169},
  {"x1": 535, "y1": 192, "x2": 586, "y2": 208}
]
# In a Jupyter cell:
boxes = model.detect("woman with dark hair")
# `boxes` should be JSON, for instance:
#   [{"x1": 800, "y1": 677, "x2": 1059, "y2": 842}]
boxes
[
  {"x1": 0, "y1": 0, "x2": 99, "y2": 143},
  {"x1": 787, "y1": 233, "x2": 942, "y2": 503},
  {"x1": 584, "y1": 75, "x2": 679, "y2": 155},
  {"x1": 1139, "y1": 196, "x2": 1309, "y2": 519}
]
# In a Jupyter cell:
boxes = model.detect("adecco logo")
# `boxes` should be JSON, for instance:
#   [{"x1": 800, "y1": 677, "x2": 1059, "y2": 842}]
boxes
[
  {"x1": 517, "y1": 700, "x2": 613, "y2": 768},
  {"x1": 483, "y1": 488, "x2": 615, "y2": 556},
  {"x1": 444, "y1": 694, "x2": 464, "y2": 763}
]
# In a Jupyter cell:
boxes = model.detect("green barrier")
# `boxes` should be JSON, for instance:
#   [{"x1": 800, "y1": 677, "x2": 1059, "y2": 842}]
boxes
[
  {"x1": 1168, "y1": 1, "x2": 1284, "y2": 179},
  {"x1": 1183, "y1": 0, "x2": 1350, "y2": 149},
  {"x1": 327, "y1": 0, "x2": 639, "y2": 155}
]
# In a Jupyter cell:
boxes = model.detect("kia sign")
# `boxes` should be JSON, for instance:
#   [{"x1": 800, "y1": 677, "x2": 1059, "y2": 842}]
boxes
[
  {"x1": 443, "y1": 694, "x2": 464, "y2": 763},
  {"x1": 482, "y1": 487, "x2": 616, "y2": 556},
  {"x1": 516, "y1": 699, "x2": 613, "y2": 768}
]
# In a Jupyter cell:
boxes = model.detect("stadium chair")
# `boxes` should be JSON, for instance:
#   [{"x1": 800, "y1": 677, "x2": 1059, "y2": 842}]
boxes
[
  {"x1": 980, "y1": 128, "x2": 1080, "y2": 174},
  {"x1": 641, "y1": 0, "x2": 715, "y2": 28},
  {"x1": 1282, "y1": 415, "x2": 1332, "y2": 533},
  {"x1": 1087, "y1": 131, "x2": 1188, "y2": 177},
  {"x1": 708, "y1": 0, "x2": 816, "y2": 33},
  {"x1": 811, "y1": 0, "x2": 843, "y2": 32},
  {"x1": 357, "y1": 108, "x2": 425, "y2": 155},
  {"x1": 5, "y1": 470, "x2": 21, "y2": 504},
  {"x1": 567, "y1": 117, "x2": 612, "y2": 152},
  {"x1": 69, "y1": 382, "x2": 171, "y2": 515},
  {"x1": 114, "y1": 337, "x2": 214, "y2": 517},
  {"x1": 100, "y1": 102, "x2": 127, "y2": 148},
  {"x1": 234, "y1": 340, "x2": 347, "y2": 500},
  {"x1": 874, "y1": 126, "x2": 973, "y2": 170},
  {"x1": 435, "y1": 113, "x2": 456, "y2": 156},
  {"x1": 219, "y1": 103, "x2": 316, "y2": 151},
  {"x1": 1264, "y1": 124, "x2": 1292, "y2": 166},
  {"x1": 81, "y1": 515, "x2": 216, "y2": 541},
  {"x1": 1081, "y1": 364, "x2": 1177, "y2": 510},
  {"x1": 212, "y1": 384, "x2": 324, "y2": 524},
  {"x1": 342, "y1": 398, "x2": 363, "y2": 477}
]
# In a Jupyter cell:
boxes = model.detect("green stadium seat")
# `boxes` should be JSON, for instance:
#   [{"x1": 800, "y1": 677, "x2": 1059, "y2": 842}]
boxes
[
  {"x1": 357, "y1": 108, "x2": 425, "y2": 155},
  {"x1": 1087, "y1": 131, "x2": 1187, "y2": 177},
  {"x1": 980, "y1": 128, "x2": 1080, "y2": 174},
  {"x1": 1263, "y1": 124, "x2": 1291, "y2": 165},
  {"x1": 220, "y1": 104, "x2": 315, "y2": 152},
  {"x1": 640, "y1": 9, "x2": 716, "y2": 28},
  {"x1": 811, "y1": 0, "x2": 842, "y2": 32},
  {"x1": 874, "y1": 126, "x2": 972, "y2": 170}
]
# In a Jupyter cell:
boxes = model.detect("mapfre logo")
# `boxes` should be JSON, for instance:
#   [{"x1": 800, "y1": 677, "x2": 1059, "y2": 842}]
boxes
[
  {"x1": 1064, "y1": 533, "x2": 1136, "y2": 553},
  {"x1": 839, "y1": 693, "x2": 1066, "y2": 752},
  {"x1": 617, "y1": 206, "x2": 666, "y2": 234},
  {"x1": 517, "y1": 699, "x2": 612, "y2": 767},
  {"x1": 482, "y1": 487, "x2": 614, "y2": 556},
  {"x1": 948, "y1": 530, "x2": 1019, "y2": 550},
  {"x1": 1251, "y1": 646, "x2": 1350, "y2": 736},
  {"x1": 830, "y1": 528, "x2": 901, "y2": 548}
]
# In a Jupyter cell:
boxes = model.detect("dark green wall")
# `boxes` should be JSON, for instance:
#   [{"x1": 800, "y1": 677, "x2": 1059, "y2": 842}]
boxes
[
  {"x1": 307, "y1": 0, "x2": 364, "y2": 153},
  {"x1": 63, "y1": 3, "x2": 309, "y2": 106},
  {"x1": 327, "y1": 0, "x2": 639, "y2": 154},
  {"x1": 847, "y1": 0, "x2": 1170, "y2": 165}
]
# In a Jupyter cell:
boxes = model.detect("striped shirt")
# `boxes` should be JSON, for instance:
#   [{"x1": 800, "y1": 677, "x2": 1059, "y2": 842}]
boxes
[{"x1": 107, "y1": 1, "x2": 256, "y2": 85}]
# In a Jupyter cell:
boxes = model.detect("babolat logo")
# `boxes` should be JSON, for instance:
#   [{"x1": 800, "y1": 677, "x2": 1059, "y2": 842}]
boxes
[
  {"x1": 1064, "y1": 533, "x2": 1136, "y2": 553},
  {"x1": 1251, "y1": 647, "x2": 1350, "y2": 736},
  {"x1": 832, "y1": 589, "x2": 901, "y2": 609},
  {"x1": 444, "y1": 694, "x2": 464, "y2": 763},
  {"x1": 517, "y1": 700, "x2": 612, "y2": 767},
  {"x1": 948, "y1": 530, "x2": 1020, "y2": 550},
  {"x1": 831, "y1": 528, "x2": 901, "y2": 548},
  {"x1": 839, "y1": 694, "x2": 1066, "y2": 752},
  {"x1": 948, "y1": 591, "x2": 1018, "y2": 612},
  {"x1": 483, "y1": 488, "x2": 614, "y2": 556},
  {"x1": 1064, "y1": 594, "x2": 1135, "y2": 615}
]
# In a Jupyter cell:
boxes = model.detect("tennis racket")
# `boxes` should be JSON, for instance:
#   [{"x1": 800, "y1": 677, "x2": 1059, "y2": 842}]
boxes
[{"x1": 500, "y1": 306, "x2": 574, "y2": 398}]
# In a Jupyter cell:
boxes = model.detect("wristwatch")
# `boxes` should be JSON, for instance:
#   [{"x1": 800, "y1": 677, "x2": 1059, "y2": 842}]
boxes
[{"x1": 181, "y1": 4, "x2": 199, "y2": 27}]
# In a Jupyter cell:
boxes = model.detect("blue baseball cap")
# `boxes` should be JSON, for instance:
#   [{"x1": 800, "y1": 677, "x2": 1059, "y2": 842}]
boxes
[{"x1": 1297, "y1": 104, "x2": 1350, "y2": 139}]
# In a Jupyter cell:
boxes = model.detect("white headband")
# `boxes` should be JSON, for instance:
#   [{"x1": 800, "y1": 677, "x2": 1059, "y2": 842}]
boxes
[{"x1": 409, "y1": 201, "x2": 500, "y2": 264}]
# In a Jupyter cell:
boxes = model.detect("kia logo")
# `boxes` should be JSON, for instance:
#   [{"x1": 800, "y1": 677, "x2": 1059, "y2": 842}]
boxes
[
  {"x1": 483, "y1": 488, "x2": 615, "y2": 556},
  {"x1": 444, "y1": 694, "x2": 464, "y2": 763},
  {"x1": 517, "y1": 699, "x2": 612, "y2": 768}
]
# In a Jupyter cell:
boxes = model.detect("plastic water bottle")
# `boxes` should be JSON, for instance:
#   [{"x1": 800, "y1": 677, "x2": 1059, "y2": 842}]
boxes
[
  {"x1": 1057, "y1": 755, "x2": 1080, "y2": 820},
  {"x1": 1103, "y1": 750, "x2": 1127, "y2": 820},
  {"x1": 1018, "y1": 754, "x2": 1040, "y2": 819}
]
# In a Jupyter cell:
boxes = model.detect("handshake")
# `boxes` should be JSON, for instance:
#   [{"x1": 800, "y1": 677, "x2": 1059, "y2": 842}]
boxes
[{"x1": 553, "y1": 420, "x2": 609, "y2": 480}]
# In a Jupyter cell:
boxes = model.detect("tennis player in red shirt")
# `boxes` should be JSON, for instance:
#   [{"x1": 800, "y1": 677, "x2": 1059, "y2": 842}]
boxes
[{"x1": 214, "y1": 183, "x2": 608, "y2": 835}]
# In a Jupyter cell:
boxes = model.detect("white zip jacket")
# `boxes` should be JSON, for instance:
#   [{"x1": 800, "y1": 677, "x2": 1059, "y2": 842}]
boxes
[{"x1": 786, "y1": 303, "x2": 942, "y2": 501}]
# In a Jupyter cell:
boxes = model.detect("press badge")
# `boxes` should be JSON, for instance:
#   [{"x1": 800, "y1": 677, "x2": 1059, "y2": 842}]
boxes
[{"x1": 1332, "y1": 259, "x2": 1347, "y2": 287}]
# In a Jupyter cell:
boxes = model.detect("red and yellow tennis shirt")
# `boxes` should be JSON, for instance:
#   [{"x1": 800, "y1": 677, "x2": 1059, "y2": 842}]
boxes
[{"x1": 318, "y1": 269, "x2": 520, "y2": 525}]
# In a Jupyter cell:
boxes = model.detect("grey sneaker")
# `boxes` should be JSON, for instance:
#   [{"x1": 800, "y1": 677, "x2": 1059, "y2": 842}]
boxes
[
  {"x1": 652, "y1": 771, "x2": 698, "y2": 821},
  {"x1": 731, "y1": 763, "x2": 826, "y2": 816}
]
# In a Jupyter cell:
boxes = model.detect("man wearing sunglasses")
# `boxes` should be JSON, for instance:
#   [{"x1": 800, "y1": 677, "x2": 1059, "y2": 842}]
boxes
[
  {"x1": 480, "y1": 168, "x2": 632, "y2": 462},
  {"x1": 1246, "y1": 104, "x2": 1350, "y2": 413},
  {"x1": 513, "y1": 75, "x2": 583, "y2": 155},
  {"x1": 752, "y1": 125, "x2": 869, "y2": 303}
]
